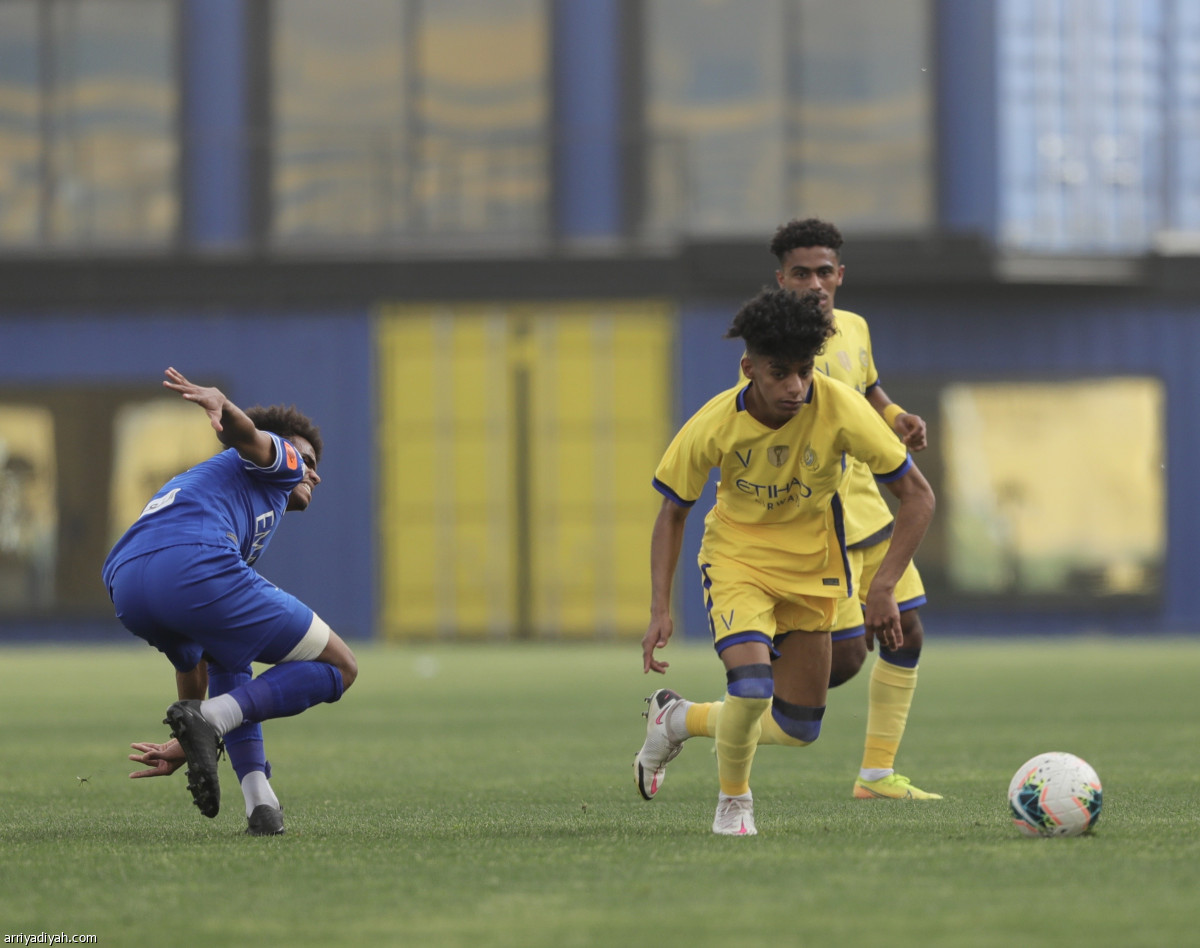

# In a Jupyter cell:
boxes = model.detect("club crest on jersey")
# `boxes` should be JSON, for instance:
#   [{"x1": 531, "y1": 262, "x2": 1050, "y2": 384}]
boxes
[
  {"x1": 767, "y1": 445, "x2": 790, "y2": 468},
  {"x1": 801, "y1": 444, "x2": 819, "y2": 470},
  {"x1": 859, "y1": 347, "x2": 869, "y2": 369}
]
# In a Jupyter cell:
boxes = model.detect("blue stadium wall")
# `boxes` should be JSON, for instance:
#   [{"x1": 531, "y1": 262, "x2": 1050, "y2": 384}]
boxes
[
  {"x1": 3, "y1": 286, "x2": 1199, "y2": 641},
  {"x1": 0, "y1": 309, "x2": 374, "y2": 643}
]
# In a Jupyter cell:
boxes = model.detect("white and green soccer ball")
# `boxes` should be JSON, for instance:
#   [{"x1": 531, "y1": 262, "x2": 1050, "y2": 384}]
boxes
[{"x1": 1008, "y1": 752, "x2": 1102, "y2": 838}]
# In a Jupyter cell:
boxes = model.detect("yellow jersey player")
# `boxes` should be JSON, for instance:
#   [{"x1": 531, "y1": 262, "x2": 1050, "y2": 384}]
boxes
[
  {"x1": 771, "y1": 218, "x2": 939, "y2": 800},
  {"x1": 635, "y1": 288, "x2": 934, "y2": 835}
]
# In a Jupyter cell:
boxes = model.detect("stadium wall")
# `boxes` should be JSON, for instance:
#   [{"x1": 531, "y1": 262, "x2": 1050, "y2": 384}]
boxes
[
  {"x1": 2, "y1": 247, "x2": 1199, "y2": 641},
  {"x1": 0, "y1": 308, "x2": 374, "y2": 643}
]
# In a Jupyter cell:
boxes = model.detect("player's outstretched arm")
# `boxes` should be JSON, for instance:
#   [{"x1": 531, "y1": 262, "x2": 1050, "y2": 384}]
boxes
[
  {"x1": 162, "y1": 366, "x2": 276, "y2": 468},
  {"x1": 643, "y1": 497, "x2": 690, "y2": 674}
]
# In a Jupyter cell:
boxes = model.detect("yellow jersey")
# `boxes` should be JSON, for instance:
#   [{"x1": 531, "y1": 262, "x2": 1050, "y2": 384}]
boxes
[
  {"x1": 653, "y1": 372, "x2": 911, "y2": 600},
  {"x1": 817, "y1": 308, "x2": 897, "y2": 545}
]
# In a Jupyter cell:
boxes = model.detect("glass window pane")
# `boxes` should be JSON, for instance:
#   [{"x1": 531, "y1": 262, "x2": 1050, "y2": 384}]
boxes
[
  {"x1": 272, "y1": 0, "x2": 548, "y2": 246},
  {"x1": 414, "y1": 0, "x2": 548, "y2": 236},
  {"x1": 998, "y1": 0, "x2": 1165, "y2": 253},
  {"x1": 273, "y1": 0, "x2": 408, "y2": 243},
  {"x1": 45, "y1": 0, "x2": 177, "y2": 245},
  {"x1": 1164, "y1": 2, "x2": 1200, "y2": 238},
  {"x1": 0, "y1": 2, "x2": 40, "y2": 244},
  {"x1": 941, "y1": 378, "x2": 1163, "y2": 602},
  {"x1": 645, "y1": 0, "x2": 787, "y2": 237},
  {"x1": 0, "y1": 406, "x2": 57, "y2": 612},
  {"x1": 645, "y1": 0, "x2": 932, "y2": 238},
  {"x1": 789, "y1": 0, "x2": 933, "y2": 230}
]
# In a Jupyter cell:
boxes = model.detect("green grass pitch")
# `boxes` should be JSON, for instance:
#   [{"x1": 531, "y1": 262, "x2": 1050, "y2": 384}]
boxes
[{"x1": 1, "y1": 637, "x2": 1198, "y2": 947}]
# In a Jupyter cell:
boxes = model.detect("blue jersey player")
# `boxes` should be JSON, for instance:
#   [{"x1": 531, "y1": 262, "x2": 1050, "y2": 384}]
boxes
[{"x1": 104, "y1": 367, "x2": 358, "y2": 835}]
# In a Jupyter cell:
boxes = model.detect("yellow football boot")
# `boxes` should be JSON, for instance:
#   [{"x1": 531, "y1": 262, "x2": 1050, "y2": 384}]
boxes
[{"x1": 853, "y1": 773, "x2": 942, "y2": 800}]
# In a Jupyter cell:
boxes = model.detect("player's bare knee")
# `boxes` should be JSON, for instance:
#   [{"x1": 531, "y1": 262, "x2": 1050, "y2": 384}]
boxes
[
  {"x1": 900, "y1": 610, "x2": 924, "y2": 649},
  {"x1": 320, "y1": 633, "x2": 357, "y2": 690},
  {"x1": 304, "y1": 617, "x2": 356, "y2": 690},
  {"x1": 336, "y1": 647, "x2": 358, "y2": 690},
  {"x1": 829, "y1": 635, "x2": 867, "y2": 687}
]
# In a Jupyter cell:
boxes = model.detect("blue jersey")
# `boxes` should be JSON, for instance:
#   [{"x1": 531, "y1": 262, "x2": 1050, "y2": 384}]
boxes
[{"x1": 102, "y1": 433, "x2": 305, "y2": 590}]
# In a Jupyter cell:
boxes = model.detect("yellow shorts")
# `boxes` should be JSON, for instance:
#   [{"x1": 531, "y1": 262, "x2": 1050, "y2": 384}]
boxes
[
  {"x1": 700, "y1": 559, "x2": 838, "y2": 655},
  {"x1": 831, "y1": 538, "x2": 927, "y2": 636}
]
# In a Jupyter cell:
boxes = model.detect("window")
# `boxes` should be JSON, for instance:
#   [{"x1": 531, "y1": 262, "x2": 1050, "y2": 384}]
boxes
[
  {"x1": 271, "y1": 0, "x2": 548, "y2": 247},
  {"x1": 0, "y1": 0, "x2": 177, "y2": 248},
  {"x1": 0, "y1": 2, "x2": 39, "y2": 244},
  {"x1": 0, "y1": 386, "x2": 212, "y2": 618},
  {"x1": 0, "y1": 406, "x2": 56, "y2": 611},
  {"x1": 787, "y1": 0, "x2": 933, "y2": 231},
  {"x1": 883, "y1": 375, "x2": 1165, "y2": 611},
  {"x1": 644, "y1": 0, "x2": 933, "y2": 239},
  {"x1": 272, "y1": 0, "x2": 408, "y2": 243},
  {"x1": 996, "y1": 0, "x2": 1200, "y2": 253},
  {"x1": 941, "y1": 378, "x2": 1163, "y2": 602}
]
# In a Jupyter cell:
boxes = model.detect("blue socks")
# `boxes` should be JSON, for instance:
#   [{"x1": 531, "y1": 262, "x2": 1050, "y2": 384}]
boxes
[
  {"x1": 207, "y1": 665, "x2": 268, "y2": 781},
  {"x1": 230, "y1": 661, "x2": 345, "y2": 725},
  {"x1": 204, "y1": 660, "x2": 344, "y2": 803}
]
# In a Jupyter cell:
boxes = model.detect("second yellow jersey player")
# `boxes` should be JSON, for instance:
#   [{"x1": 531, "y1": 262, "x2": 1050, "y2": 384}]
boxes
[{"x1": 771, "y1": 218, "x2": 940, "y2": 801}]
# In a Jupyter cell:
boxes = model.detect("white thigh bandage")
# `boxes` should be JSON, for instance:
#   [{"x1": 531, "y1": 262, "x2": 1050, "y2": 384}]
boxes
[{"x1": 280, "y1": 613, "x2": 332, "y2": 663}]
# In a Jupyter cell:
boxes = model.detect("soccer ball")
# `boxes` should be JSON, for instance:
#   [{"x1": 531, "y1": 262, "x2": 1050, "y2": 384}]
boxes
[{"x1": 1007, "y1": 752, "x2": 1102, "y2": 838}]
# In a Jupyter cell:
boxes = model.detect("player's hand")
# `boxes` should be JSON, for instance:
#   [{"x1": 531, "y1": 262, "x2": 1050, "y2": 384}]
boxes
[
  {"x1": 893, "y1": 412, "x2": 927, "y2": 452},
  {"x1": 128, "y1": 738, "x2": 186, "y2": 778},
  {"x1": 863, "y1": 591, "x2": 903, "y2": 652},
  {"x1": 163, "y1": 367, "x2": 228, "y2": 433},
  {"x1": 642, "y1": 615, "x2": 674, "y2": 674}
]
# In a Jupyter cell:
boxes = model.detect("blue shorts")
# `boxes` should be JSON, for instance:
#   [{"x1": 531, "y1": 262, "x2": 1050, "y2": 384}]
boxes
[{"x1": 107, "y1": 544, "x2": 313, "y2": 673}]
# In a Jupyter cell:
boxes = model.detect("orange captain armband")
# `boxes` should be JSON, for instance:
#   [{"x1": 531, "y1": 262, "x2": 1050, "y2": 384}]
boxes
[{"x1": 882, "y1": 403, "x2": 906, "y2": 428}]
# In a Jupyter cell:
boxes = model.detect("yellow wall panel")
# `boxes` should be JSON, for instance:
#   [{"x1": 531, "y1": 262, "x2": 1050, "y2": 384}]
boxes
[
  {"x1": 377, "y1": 301, "x2": 673, "y2": 641},
  {"x1": 377, "y1": 307, "x2": 516, "y2": 639}
]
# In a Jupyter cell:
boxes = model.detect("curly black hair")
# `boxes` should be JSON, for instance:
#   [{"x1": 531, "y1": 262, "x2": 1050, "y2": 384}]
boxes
[
  {"x1": 768, "y1": 217, "x2": 844, "y2": 262},
  {"x1": 245, "y1": 404, "x2": 323, "y2": 466},
  {"x1": 725, "y1": 288, "x2": 834, "y2": 363}
]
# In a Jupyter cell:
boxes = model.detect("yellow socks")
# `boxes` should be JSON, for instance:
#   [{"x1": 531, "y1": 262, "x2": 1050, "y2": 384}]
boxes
[
  {"x1": 714, "y1": 694, "x2": 769, "y2": 796},
  {"x1": 679, "y1": 654, "x2": 916, "y2": 787},
  {"x1": 685, "y1": 701, "x2": 721, "y2": 737},
  {"x1": 686, "y1": 700, "x2": 813, "y2": 747},
  {"x1": 861, "y1": 657, "x2": 918, "y2": 772}
]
